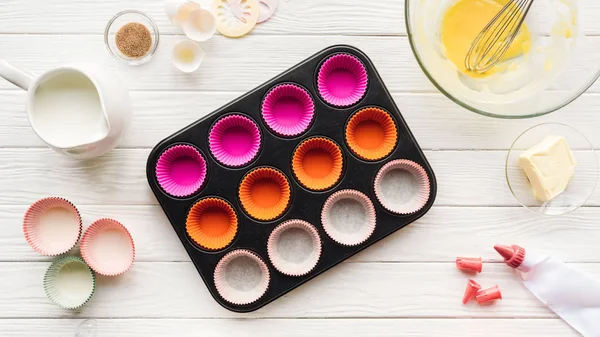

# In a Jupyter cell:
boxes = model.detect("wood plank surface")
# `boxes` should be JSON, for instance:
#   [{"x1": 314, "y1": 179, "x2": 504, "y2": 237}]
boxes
[
  {"x1": 0, "y1": 319, "x2": 581, "y2": 337},
  {"x1": 1, "y1": 0, "x2": 599, "y2": 334},
  {"x1": 4, "y1": 261, "x2": 598, "y2": 318},
  {"x1": 0, "y1": 0, "x2": 599, "y2": 36},
  {"x1": 1, "y1": 205, "x2": 599, "y2": 263},
  {"x1": 2, "y1": 91, "x2": 600, "y2": 150},
  {"x1": 0, "y1": 35, "x2": 599, "y2": 92},
  {"x1": 0, "y1": 148, "x2": 598, "y2": 206}
]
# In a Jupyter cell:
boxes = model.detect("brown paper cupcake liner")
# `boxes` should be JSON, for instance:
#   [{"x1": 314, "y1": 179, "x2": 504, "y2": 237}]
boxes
[
  {"x1": 23, "y1": 197, "x2": 82, "y2": 256},
  {"x1": 321, "y1": 189, "x2": 376, "y2": 246},
  {"x1": 214, "y1": 249, "x2": 270, "y2": 305},
  {"x1": 267, "y1": 219, "x2": 322, "y2": 277},
  {"x1": 374, "y1": 159, "x2": 431, "y2": 215}
]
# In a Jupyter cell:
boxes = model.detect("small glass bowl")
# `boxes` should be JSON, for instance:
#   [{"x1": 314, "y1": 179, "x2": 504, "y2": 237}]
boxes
[
  {"x1": 506, "y1": 123, "x2": 598, "y2": 216},
  {"x1": 104, "y1": 10, "x2": 159, "y2": 66}
]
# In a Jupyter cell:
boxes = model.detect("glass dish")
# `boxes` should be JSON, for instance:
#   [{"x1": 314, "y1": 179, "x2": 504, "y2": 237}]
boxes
[
  {"x1": 405, "y1": 0, "x2": 600, "y2": 119},
  {"x1": 104, "y1": 10, "x2": 159, "y2": 66},
  {"x1": 506, "y1": 123, "x2": 598, "y2": 216}
]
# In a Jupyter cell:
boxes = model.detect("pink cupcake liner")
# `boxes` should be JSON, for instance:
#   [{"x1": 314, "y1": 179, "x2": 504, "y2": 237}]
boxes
[
  {"x1": 317, "y1": 53, "x2": 368, "y2": 107},
  {"x1": 261, "y1": 84, "x2": 315, "y2": 137},
  {"x1": 267, "y1": 219, "x2": 322, "y2": 277},
  {"x1": 321, "y1": 189, "x2": 376, "y2": 246},
  {"x1": 209, "y1": 115, "x2": 261, "y2": 167},
  {"x1": 214, "y1": 249, "x2": 270, "y2": 305},
  {"x1": 23, "y1": 197, "x2": 82, "y2": 256},
  {"x1": 374, "y1": 159, "x2": 431, "y2": 215},
  {"x1": 156, "y1": 144, "x2": 207, "y2": 198},
  {"x1": 80, "y1": 218, "x2": 135, "y2": 276}
]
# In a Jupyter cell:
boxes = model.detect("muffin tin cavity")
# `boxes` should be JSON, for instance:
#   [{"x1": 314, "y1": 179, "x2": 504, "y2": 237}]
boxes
[
  {"x1": 262, "y1": 84, "x2": 315, "y2": 137},
  {"x1": 374, "y1": 160, "x2": 431, "y2": 215},
  {"x1": 209, "y1": 114, "x2": 261, "y2": 167},
  {"x1": 239, "y1": 167, "x2": 291, "y2": 221},
  {"x1": 214, "y1": 249, "x2": 270, "y2": 305},
  {"x1": 317, "y1": 53, "x2": 368, "y2": 107},
  {"x1": 321, "y1": 189, "x2": 376, "y2": 246},
  {"x1": 186, "y1": 198, "x2": 238, "y2": 251},
  {"x1": 346, "y1": 107, "x2": 398, "y2": 161},
  {"x1": 292, "y1": 137, "x2": 344, "y2": 191},
  {"x1": 156, "y1": 144, "x2": 207, "y2": 198},
  {"x1": 146, "y1": 45, "x2": 437, "y2": 313},
  {"x1": 268, "y1": 219, "x2": 322, "y2": 277}
]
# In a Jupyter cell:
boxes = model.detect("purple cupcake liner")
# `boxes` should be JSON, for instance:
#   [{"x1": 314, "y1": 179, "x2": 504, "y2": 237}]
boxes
[
  {"x1": 317, "y1": 53, "x2": 368, "y2": 107},
  {"x1": 209, "y1": 115, "x2": 261, "y2": 167},
  {"x1": 262, "y1": 84, "x2": 315, "y2": 137},
  {"x1": 156, "y1": 145, "x2": 207, "y2": 198}
]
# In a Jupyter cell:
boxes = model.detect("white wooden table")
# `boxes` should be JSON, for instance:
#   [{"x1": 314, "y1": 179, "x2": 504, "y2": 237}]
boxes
[{"x1": 1, "y1": 0, "x2": 599, "y2": 335}]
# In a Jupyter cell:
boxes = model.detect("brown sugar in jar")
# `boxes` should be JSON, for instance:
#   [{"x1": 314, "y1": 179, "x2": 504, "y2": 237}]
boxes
[{"x1": 116, "y1": 22, "x2": 152, "y2": 59}]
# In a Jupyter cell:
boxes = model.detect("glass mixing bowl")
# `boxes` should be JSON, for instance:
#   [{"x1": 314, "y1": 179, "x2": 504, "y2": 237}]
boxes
[{"x1": 405, "y1": 0, "x2": 600, "y2": 118}]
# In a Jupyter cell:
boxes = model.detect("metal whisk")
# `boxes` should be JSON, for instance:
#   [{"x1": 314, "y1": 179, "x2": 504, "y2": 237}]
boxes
[{"x1": 465, "y1": 0, "x2": 535, "y2": 73}]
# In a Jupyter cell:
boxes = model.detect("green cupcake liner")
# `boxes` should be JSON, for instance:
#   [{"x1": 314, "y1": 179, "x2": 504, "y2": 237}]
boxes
[{"x1": 43, "y1": 256, "x2": 96, "y2": 310}]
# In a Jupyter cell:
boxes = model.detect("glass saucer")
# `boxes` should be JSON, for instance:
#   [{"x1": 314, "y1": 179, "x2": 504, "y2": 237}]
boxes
[{"x1": 506, "y1": 123, "x2": 598, "y2": 216}]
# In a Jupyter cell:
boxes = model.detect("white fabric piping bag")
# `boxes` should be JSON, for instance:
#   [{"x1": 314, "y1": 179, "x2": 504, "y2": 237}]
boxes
[{"x1": 495, "y1": 244, "x2": 600, "y2": 337}]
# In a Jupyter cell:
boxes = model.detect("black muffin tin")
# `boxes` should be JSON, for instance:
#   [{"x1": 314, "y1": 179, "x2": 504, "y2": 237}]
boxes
[{"x1": 146, "y1": 45, "x2": 437, "y2": 312}]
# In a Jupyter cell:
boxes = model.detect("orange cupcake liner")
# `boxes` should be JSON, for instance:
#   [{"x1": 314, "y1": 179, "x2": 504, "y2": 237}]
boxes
[
  {"x1": 186, "y1": 198, "x2": 238, "y2": 250},
  {"x1": 292, "y1": 137, "x2": 344, "y2": 191},
  {"x1": 239, "y1": 167, "x2": 291, "y2": 221},
  {"x1": 346, "y1": 107, "x2": 397, "y2": 161}
]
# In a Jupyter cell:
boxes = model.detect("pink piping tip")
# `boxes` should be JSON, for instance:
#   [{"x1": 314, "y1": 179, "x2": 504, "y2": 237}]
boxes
[
  {"x1": 156, "y1": 144, "x2": 207, "y2": 198},
  {"x1": 209, "y1": 115, "x2": 261, "y2": 167},
  {"x1": 494, "y1": 244, "x2": 526, "y2": 268},
  {"x1": 462, "y1": 279, "x2": 482, "y2": 304},
  {"x1": 262, "y1": 84, "x2": 315, "y2": 137},
  {"x1": 476, "y1": 285, "x2": 502, "y2": 303},
  {"x1": 317, "y1": 53, "x2": 368, "y2": 107},
  {"x1": 456, "y1": 257, "x2": 483, "y2": 273}
]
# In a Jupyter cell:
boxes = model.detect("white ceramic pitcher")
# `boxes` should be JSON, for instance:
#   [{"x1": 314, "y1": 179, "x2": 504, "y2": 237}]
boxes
[{"x1": 0, "y1": 60, "x2": 132, "y2": 159}]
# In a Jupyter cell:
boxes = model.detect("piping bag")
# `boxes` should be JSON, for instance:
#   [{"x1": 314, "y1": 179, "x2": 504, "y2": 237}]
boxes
[{"x1": 495, "y1": 244, "x2": 600, "y2": 336}]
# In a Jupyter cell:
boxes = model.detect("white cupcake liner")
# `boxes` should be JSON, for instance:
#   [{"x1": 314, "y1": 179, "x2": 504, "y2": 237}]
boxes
[
  {"x1": 44, "y1": 256, "x2": 96, "y2": 310},
  {"x1": 80, "y1": 218, "x2": 135, "y2": 276},
  {"x1": 267, "y1": 219, "x2": 322, "y2": 277},
  {"x1": 23, "y1": 197, "x2": 82, "y2": 256},
  {"x1": 374, "y1": 159, "x2": 431, "y2": 215},
  {"x1": 214, "y1": 249, "x2": 270, "y2": 305},
  {"x1": 321, "y1": 189, "x2": 376, "y2": 246}
]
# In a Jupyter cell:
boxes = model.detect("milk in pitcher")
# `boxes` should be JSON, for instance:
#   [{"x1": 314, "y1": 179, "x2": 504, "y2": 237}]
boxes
[{"x1": 31, "y1": 71, "x2": 109, "y2": 148}]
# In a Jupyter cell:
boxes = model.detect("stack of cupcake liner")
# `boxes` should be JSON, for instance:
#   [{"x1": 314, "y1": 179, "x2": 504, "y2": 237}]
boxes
[{"x1": 23, "y1": 197, "x2": 135, "y2": 309}]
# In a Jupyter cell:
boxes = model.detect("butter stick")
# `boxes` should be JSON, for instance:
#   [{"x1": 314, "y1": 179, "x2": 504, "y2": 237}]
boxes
[{"x1": 518, "y1": 135, "x2": 577, "y2": 202}]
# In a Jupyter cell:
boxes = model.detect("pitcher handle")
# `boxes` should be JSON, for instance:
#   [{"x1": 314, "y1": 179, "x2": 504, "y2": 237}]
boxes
[{"x1": 0, "y1": 60, "x2": 33, "y2": 90}]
